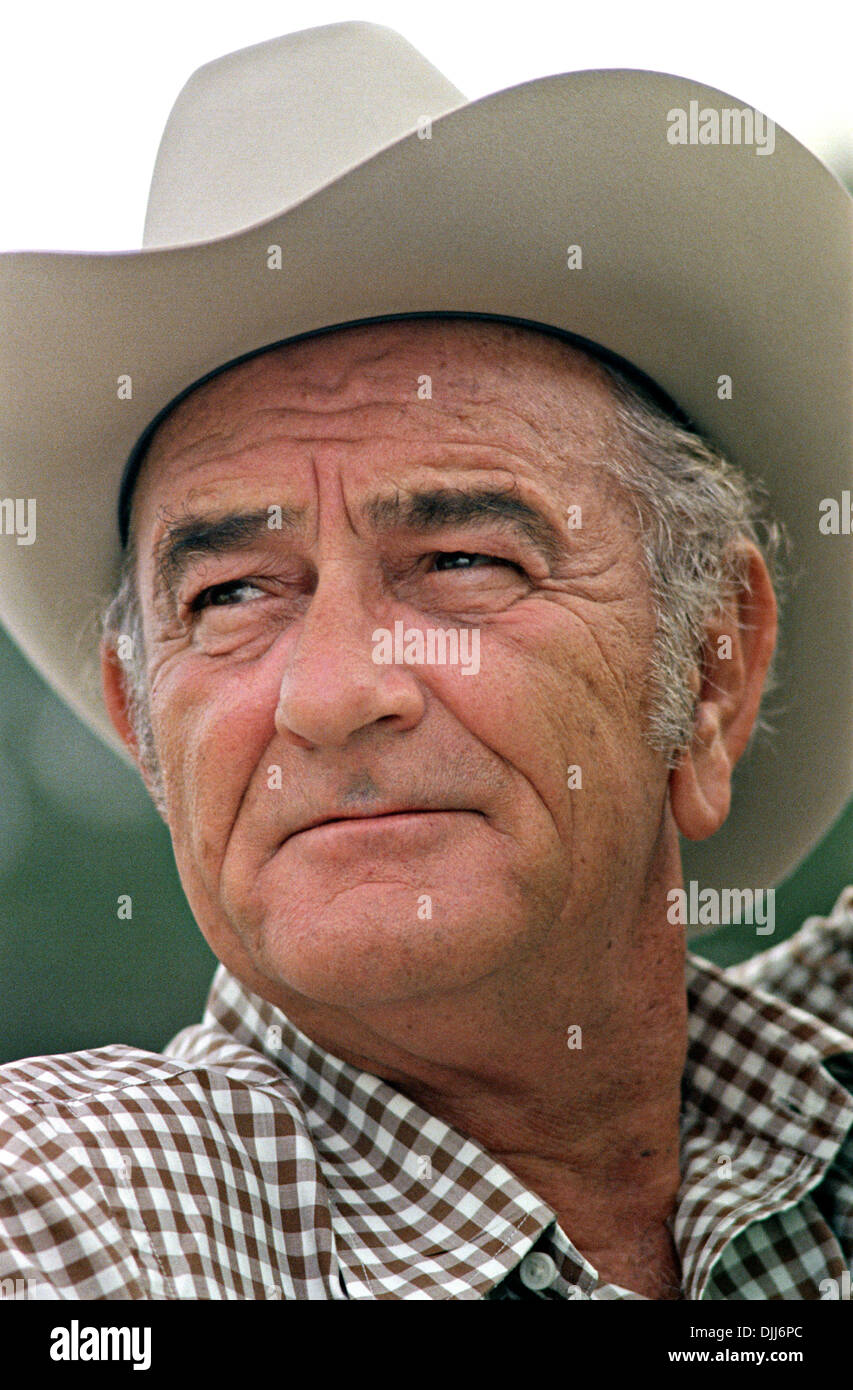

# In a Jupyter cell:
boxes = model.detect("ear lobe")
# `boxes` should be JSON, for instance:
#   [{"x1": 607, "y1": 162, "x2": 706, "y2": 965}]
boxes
[{"x1": 670, "y1": 703, "x2": 732, "y2": 839}]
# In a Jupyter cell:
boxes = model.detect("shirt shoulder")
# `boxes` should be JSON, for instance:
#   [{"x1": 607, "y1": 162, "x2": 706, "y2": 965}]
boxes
[
  {"x1": 0, "y1": 1032, "x2": 298, "y2": 1121},
  {"x1": 726, "y1": 886, "x2": 853, "y2": 1037},
  {"x1": 0, "y1": 1035, "x2": 328, "y2": 1299}
]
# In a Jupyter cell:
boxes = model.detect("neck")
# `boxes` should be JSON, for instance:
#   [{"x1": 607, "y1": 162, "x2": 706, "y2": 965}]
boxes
[
  {"x1": 276, "y1": 901, "x2": 689, "y2": 1297},
  {"x1": 392, "y1": 944, "x2": 688, "y2": 1296}
]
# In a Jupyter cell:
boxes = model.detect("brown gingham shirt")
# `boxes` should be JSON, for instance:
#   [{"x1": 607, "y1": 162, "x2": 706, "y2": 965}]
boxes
[{"x1": 1, "y1": 888, "x2": 851, "y2": 1301}]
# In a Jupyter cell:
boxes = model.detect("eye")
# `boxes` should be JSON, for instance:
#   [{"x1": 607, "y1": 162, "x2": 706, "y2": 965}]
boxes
[
  {"x1": 187, "y1": 553, "x2": 526, "y2": 613},
  {"x1": 430, "y1": 551, "x2": 525, "y2": 574},
  {"x1": 190, "y1": 579, "x2": 264, "y2": 611}
]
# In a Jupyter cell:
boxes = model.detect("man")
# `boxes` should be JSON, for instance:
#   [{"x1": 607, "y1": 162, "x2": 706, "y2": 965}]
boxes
[{"x1": 0, "y1": 24, "x2": 850, "y2": 1301}]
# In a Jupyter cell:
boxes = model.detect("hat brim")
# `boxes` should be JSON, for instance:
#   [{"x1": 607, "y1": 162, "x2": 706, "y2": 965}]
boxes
[{"x1": 1, "y1": 67, "x2": 850, "y2": 899}]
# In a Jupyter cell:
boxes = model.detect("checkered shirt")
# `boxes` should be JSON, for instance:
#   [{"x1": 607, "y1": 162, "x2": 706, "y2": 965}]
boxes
[{"x1": 0, "y1": 889, "x2": 851, "y2": 1300}]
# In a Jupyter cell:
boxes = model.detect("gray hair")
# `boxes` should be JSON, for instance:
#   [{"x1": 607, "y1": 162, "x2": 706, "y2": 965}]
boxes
[
  {"x1": 601, "y1": 363, "x2": 783, "y2": 756},
  {"x1": 101, "y1": 359, "x2": 783, "y2": 809},
  {"x1": 101, "y1": 530, "x2": 166, "y2": 810}
]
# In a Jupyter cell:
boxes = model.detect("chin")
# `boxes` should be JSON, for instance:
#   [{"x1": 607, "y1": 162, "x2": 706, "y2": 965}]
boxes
[
  {"x1": 213, "y1": 825, "x2": 546, "y2": 1008},
  {"x1": 243, "y1": 890, "x2": 517, "y2": 1010}
]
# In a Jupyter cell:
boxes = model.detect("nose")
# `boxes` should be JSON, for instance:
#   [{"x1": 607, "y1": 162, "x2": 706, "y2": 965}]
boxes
[{"x1": 274, "y1": 562, "x2": 426, "y2": 748}]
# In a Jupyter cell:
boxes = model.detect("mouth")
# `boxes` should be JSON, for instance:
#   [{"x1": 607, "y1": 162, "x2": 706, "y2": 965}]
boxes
[
  {"x1": 284, "y1": 808, "x2": 479, "y2": 848},
  {"x1": 291, "y1": 808, "x2": 442, "y2": 836}
]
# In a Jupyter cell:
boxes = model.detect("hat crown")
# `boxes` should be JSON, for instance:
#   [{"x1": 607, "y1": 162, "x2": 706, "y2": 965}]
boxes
[{"x1": 143, "y1": 22, "x2": 467, "y2": 247}]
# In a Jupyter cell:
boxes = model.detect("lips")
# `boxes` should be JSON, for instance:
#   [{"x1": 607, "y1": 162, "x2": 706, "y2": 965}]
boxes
[{"x1": 286, "y1": 806, "x2": 438, "y2": 841}]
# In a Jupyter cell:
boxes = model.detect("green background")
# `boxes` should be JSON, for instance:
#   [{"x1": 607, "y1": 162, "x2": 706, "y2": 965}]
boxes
[{"x1": 0, "y1": 621, "x2": 850, "y2": 1065}]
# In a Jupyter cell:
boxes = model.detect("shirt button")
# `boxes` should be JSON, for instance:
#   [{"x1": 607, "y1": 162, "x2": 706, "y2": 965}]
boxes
[{"x1": 519, "y1": 1252, "x2": 558, "y2": 1291}]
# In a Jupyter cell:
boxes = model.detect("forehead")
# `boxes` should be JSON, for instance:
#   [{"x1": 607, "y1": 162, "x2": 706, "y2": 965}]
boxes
[{"x1": 129, "y1": 318, "x2": 619, "y2": 539}]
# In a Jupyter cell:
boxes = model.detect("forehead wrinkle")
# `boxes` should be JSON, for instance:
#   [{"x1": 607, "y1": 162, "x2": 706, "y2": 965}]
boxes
[
  {"x1": 158, "y1": 395, "x2": 553, "y2": 453},
  {"x1": 146, "y1": 346, "x2": 602, "y2": 468},
  {"x1": 132, "y1": 324, "x2": 621, "y2": 553},
  {"x1": 146, "y1": 424, "x2": 573, "y2": 493}
]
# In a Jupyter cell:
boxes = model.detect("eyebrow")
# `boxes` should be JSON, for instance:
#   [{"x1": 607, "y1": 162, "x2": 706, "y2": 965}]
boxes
[{"x1": 152, "y1": 485, "x2": 565, "y2": 610}]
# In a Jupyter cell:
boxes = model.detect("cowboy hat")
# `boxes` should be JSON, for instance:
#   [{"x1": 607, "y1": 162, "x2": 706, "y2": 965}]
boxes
[{"x1": 0, "y1": 21, "x2": 849, "y2": 900}]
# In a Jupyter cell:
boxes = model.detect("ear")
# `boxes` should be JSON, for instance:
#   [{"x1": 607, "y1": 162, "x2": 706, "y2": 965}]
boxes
[
  {"x1": 100, "y1": 638, "x2": 167, "y2": 820},
  {"x1": 669, "y1": 542, "x2": 777, "y2": 841},
  {"x1": 100, "y1": 639, "x2": 138, "y2": 756}
]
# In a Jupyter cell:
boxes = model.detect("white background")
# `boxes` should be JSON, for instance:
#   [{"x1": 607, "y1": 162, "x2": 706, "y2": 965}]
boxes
[{"x1": 1, "y1": 0, "x2": 850, "y2": 251}]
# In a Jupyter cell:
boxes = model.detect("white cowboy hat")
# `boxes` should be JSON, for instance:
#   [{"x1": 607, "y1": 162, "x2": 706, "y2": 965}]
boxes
[{"x1": 0, "y1": 21, "x2": 849, "y2": 898}]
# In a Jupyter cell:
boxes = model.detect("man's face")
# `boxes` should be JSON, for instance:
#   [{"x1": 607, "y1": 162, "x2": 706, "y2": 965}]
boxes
[{"x1": 127, "y1": 320, "x2": 670, "y2": 1015}]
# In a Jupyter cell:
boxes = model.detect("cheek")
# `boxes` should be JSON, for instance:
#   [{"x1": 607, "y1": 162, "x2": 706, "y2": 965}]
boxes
[
  {"x1": 460, "y1": 646, "x2": 569, "y2": 809},
  {"x1": 473, "y1": 600, "x2": 658, "y2": 821},
  {"x1": 149, "y1": 658, "x2": 276, "y2": 876},
  {"x1": 470, "y1": 605, "x2": 595, "y2": 740}
]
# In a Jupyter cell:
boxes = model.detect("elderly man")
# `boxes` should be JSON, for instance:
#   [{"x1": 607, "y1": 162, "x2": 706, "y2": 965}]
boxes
[{"x1": 0, "y1": 24, "x2": 851, "y2": 1303}]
